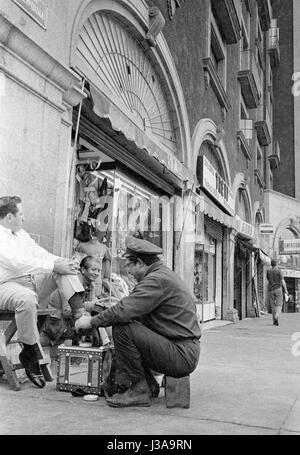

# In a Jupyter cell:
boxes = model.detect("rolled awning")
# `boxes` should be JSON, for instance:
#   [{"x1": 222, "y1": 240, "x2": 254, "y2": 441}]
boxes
[
  {"x1": 85, "y1": 84, "x2": 193, "y2": 191},
  {"x1": 258, "y1": 249, "x2": 271, "y2": 265},
  {"x1": 236, "y1": 236, "x2": 257, "y2": 252},
  {"x1": 202, "y1": 193, "x2": 233, "y2": 228}
]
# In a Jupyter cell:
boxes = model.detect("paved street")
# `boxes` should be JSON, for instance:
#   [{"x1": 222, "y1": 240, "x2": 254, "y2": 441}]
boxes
[{"x1": 1, "y1": 313, "x2": 300, "y2": 436}]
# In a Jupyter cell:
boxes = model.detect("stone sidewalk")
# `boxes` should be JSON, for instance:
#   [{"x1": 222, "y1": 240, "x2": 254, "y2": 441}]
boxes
[{"x1": 1, "y1": 312, "x2": 300, "y2": 435}]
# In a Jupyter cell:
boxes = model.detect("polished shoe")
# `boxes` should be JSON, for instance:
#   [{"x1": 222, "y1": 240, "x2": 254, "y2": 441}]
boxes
[
  {"x1": 71, "y1": 387, "x2": 86, "y2": 397},
  {"x1": 19, "y1": 350, "x2": 46, "y2": 389},
  {"x1": 105, "y1": 379, "x2": 151, "y2": 408},
  {"x1": 24, "y1": 369, "x2": 46, "y2": 388}
]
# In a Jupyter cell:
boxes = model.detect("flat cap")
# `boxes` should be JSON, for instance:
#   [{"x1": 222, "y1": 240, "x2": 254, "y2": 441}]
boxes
[{"x1": 123, "y1": 236, "x2": 163, "y2": 257}]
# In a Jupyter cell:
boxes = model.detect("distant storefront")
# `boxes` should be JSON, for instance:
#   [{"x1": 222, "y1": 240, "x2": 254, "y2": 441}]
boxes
[{"x1": 194, "y1": 140, "x2": 234, "y2": 322}]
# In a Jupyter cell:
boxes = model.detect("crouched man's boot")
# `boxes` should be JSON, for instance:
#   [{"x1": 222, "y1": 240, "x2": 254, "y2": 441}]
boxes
[
  {"x1": 105, "y1": 378, "x2": 151, "y2": 408},
  {"x1": 19, "y1": 343, "x2": 45, "y2": 389},
  {"x1": 144, "y1": 368, "x2": 160, "y2": 398}
]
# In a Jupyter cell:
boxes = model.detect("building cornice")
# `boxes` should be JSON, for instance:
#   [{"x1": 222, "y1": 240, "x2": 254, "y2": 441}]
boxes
[{"x1": 0, "y1": 13, "x2": 86, "y2": 107}]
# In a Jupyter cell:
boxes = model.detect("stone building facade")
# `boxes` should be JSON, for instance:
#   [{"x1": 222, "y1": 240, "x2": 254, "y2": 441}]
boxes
[
  {"x1": 0, "y1": 0, "x2": 280, "y2": 321},
  {"x1": 264, "y1": 0, "x2": 300, "y2": 313}
]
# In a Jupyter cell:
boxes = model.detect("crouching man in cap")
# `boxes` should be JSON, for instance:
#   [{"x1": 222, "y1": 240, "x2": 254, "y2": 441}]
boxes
[{"x1": 75, "y1": 236, "x2": 201, "y2": 407}]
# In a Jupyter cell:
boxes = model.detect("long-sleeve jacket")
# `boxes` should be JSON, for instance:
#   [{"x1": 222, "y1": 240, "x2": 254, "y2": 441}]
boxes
[{"x1": 90, "y1": 261, "x2": 201, "y2": 341}]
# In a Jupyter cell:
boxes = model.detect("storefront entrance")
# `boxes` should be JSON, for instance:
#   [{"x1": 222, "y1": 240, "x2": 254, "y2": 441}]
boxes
[
  {"x1": 284, "y1": 277, "x2": 300, "y2": 313},
  {"x1": 193, "y1": 216, "x2": 223, "y2": 322},
  {"x1": 234, "y1": 240, "x2": 252, "y2": 320}
]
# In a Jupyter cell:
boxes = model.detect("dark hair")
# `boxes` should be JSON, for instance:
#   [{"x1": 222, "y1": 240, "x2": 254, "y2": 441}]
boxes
[
  {"x1": 75, "y1": 222, "x2": 98, "y2": 243},
  {"x1": 80, "y1": 255, "x2": 101, "y2": 270},
  {"x1": 126, "y1": 254, "x2": 160, "y2": 266},
  {"x1": 0, "y1": 196, "x2": 22, "y2": 219},
  {"x1": 271, "y1": 259, "x2": 278, "y2": 267}
]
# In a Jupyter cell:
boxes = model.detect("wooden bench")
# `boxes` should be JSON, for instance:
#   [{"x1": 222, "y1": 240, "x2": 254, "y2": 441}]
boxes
[
  {"x1": 0, "y1": 309, "x2": 53, "y2": 391},
  {"x1": 163, "y1": 375, "x2": 190, "y2": 408}
]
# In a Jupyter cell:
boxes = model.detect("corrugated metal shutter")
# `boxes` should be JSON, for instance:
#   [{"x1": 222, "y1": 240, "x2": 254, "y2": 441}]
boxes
[
  {"x1": 257, "y1": 263, "x2": 264, "y2": 303},
  {"x1": 205, "y1": 215, "x2": 224, "y2": 241}
]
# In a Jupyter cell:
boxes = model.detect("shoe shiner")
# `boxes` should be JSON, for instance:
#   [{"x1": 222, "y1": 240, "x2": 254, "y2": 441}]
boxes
[{"x1": 75, "y1": 236, "x2": 201, "y2": 407}]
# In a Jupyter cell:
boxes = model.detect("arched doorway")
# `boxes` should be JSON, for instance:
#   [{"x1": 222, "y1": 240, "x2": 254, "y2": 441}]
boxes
[
  {"x1": 194, "y1": 131, "x2": 233, "y2": 322},
  {"x1": 68, "y1": 2, "x2": 192, "y2": 287}
]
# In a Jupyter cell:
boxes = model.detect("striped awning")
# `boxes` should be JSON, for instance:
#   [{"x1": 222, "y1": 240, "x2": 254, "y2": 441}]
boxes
[{"x1": 201, "y1": 193, "x2": 233, "y2": 228}]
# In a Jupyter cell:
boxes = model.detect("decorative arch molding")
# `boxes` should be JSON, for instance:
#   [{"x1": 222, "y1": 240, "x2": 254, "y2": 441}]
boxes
[
  {"x1": 69, "y1": 0, "x2": 191, "y2": 165},
  {"x1": 192, "y1": 118, "x2": 231, "y2": 186},
  {"x1": 232, "y1": 172, "x2": 253, "y2": 223},
  {"x1": 274, "y1": 217, "x2": 300, "y2": 240}
]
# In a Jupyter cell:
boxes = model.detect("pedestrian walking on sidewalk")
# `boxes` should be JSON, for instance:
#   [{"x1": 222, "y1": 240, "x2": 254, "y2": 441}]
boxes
[{"x1": 266, "y1": 258, "x2": 288, "y2": 326}]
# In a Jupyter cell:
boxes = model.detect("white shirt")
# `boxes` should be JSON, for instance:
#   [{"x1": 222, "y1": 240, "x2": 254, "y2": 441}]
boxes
[{"x1": 0, "y1": 224, "x2": 59, "y2": 284}]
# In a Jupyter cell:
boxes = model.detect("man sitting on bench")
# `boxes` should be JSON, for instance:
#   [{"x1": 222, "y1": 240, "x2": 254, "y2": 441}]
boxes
[
  {"x1": 0, "y1": 196, "x2": 86, "y2": 389},
  {"x1": 75, "y1": 236, "x2": 201, "y2": 408}
]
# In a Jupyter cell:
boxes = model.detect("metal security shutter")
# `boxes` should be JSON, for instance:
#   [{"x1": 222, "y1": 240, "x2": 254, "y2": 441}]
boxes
[
  {"x1": 204, "y1": 215, "x2": 224, "y2": 241},
  {"x1": 257, "y1": 263, "x2": 264, "y2": 304}
]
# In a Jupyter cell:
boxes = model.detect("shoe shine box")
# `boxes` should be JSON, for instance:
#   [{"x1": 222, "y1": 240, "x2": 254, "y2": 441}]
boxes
[{"x1": 56, "y1": 344, "x2": 110, "y2": 396}]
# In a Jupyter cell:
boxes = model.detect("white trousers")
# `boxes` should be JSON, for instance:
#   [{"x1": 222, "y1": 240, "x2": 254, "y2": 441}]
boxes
[{"x1": 0, "y1": 274, "x2": 84, "y2": 345}]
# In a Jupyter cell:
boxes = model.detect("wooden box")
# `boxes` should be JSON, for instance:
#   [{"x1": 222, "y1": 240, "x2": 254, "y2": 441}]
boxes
[
  {"x1": 56, "y1": 344, "x2": 110, "y2": 396},
  {"x1": 164, "y1": 375, "x2": 190, "y2": 408}
]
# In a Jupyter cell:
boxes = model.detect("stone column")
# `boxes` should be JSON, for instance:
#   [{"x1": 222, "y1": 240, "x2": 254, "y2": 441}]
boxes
[
  {"x1": 223, "y1": 228, "x2": 239, "y2": 322},
  {"x1": 173, "y1": 194, "x2": 184, "y2": 278}
]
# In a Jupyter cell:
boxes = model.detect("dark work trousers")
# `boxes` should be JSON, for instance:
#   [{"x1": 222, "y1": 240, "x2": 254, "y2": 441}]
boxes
[{"x1": 112, "y1": 321, "x2": 200, "y2": 388}]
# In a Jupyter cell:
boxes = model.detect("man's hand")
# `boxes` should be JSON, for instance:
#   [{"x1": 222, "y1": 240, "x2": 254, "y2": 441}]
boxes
[
  {"x1": 74, "y1": 314, "x2": 92, "y2": 332},
  {"x1": 53, "y1": 258, "x2": 79, "y2": 275}
]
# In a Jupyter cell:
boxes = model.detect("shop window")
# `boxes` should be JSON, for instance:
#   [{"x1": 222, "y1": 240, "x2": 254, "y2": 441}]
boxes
[
  {"x1": 73, "y1": 163, "x2": 168, "y2": 301},
  {"x1": 194, "y1": 234, "x2": 216, "y2": 304}
]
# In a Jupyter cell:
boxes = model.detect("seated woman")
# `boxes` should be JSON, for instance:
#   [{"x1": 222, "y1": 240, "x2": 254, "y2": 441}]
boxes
[{"x1": 43, "y1": 256, "x2": 111, "y2": 349}]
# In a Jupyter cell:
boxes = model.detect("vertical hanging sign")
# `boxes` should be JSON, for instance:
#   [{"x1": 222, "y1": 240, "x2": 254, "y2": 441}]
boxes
[{"x1": 13, "y1": 0, "x2": 48, "y2": 30}]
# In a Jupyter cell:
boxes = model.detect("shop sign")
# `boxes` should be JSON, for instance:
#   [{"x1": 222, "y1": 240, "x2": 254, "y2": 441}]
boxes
[
  {"x1": 234, "y1": 215, "x2": 255, "y2": 239},
  {"x1": 279, "y1": 239, "x2": 300, "y2": 255},
  {"x1": 259, "y1": 223, "x2": 274, "y2": 234},
  {"x1": 198, "y1": 156, "x2": 235, "y2": 215},
  {"x1": 13, "y1": 0, "x2": 48, "y2": 29},
  {"x1": 282, "y1": 269, "x2": 300, "y2": 278}
]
